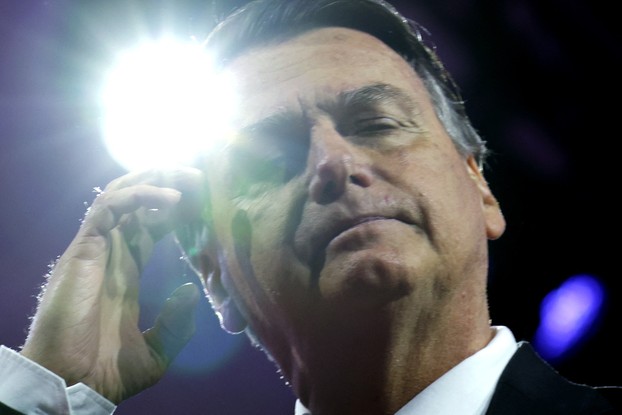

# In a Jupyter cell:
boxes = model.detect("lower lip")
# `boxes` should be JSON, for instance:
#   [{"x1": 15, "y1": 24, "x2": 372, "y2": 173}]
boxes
[{"x1": 329, "y1": 217, "x2": 399, "y2": 246}]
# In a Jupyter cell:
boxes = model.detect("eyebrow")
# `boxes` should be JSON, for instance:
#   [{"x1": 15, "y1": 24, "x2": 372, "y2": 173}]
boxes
[
  {"x1": 337, "y1": 83, "x2": 417, "y2": 113},
  {"x1": 237, "y1": 83, "x2": 417, "y2": 137}
]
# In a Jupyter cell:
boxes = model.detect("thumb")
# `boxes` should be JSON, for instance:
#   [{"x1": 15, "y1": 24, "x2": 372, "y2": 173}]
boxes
[{"x1": 144, "y1": 282, "x2": 201, "y2": 365}]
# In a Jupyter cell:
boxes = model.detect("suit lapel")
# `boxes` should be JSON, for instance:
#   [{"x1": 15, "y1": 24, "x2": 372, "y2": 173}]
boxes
[{"x1": 485, "y1": 342, "x2": 617, "y2": 415}]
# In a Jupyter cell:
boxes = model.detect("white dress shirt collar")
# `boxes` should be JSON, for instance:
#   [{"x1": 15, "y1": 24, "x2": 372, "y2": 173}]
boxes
[{"x1": 294, "y1": 326, "x2": 517, "y2": 415}]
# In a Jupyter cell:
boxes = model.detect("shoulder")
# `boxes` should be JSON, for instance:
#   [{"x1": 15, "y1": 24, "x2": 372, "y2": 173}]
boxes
[
  {"x1": 596, "y1": 387, "x2": 622, "y2": 414},
  {"x1": 486, "y1": 342, "x2": 621, "y2": 415}
]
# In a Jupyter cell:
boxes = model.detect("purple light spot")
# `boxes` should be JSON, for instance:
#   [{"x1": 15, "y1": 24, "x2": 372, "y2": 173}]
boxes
[{"x1": 534, "y1": 274, "x2": 605, "y2": 361}]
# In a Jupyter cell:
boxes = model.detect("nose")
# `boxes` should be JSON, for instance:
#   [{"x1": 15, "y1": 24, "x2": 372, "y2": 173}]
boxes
[{"x1": 308, "y1": 126, "x2": 372, "y2": 204}]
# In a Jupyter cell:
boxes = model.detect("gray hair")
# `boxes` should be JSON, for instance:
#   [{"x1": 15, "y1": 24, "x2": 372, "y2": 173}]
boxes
[{"x1": 204, "y1": 0, "x2": 487, "y2": 164}]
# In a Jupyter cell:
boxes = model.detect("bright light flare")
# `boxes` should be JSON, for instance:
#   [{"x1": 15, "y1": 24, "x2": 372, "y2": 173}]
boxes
[
  {"x1": 534, "y1": 274, "x2": 605, "y2": 362},
  {"x1": 100, "y1": 38, "x2": 236, "y2": 171}
]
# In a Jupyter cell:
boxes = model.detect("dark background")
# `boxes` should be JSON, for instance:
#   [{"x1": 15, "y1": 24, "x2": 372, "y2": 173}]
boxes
[{"x1": 0, "y1": 0, "x2": 619, "y2": 413}]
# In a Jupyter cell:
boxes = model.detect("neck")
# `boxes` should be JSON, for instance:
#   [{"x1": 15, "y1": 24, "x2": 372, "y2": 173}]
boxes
[{"x1": 288, "y1": 296, "x2": 494, "y2": 415}]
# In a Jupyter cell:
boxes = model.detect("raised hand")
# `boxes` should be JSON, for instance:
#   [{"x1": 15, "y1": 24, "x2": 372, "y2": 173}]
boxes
[{"x1": 20, "y1": 167, "x2": 205, "y2": 404}]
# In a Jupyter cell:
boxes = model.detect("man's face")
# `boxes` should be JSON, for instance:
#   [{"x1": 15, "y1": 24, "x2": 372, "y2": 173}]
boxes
[{"x1": 202, "y1": 27, "x2": 504, "y2": 360}]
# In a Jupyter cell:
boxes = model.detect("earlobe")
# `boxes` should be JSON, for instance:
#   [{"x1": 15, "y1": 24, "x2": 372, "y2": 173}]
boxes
[
  {"x1": 466, "y1": 156, "x2": 506, "y2": 240},
  {"x1": 216, "y1": 295, "x2": 248, "y2": 335},
  {"x1": 198, "y1": 252, "x2": 248, "y2": 335}
]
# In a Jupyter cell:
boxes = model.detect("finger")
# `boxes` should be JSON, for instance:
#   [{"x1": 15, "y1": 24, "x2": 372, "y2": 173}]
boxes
[
  {"x1": 105, "y1": 166, "x2": 204, "y2": 193},
  {"x1": 81, "y1": 185, "x2": 182, "y2": 237},
  {"x1": 116, "y1": 206, "x2": 184, "y2": 272},
  {"x1": 103, "y1": 167, "x2": 206, "y2": 227},
  {"x1": 144, "y1": 283, "x2": 201, "y2": 365},
  {"x1": 113, "y1": 198, "x2": 201, "y2": 248}
]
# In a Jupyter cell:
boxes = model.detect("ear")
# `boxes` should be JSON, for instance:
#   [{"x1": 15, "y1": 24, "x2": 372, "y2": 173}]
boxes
[
  {"x1": 197, "y1": 251, "x2": 248, "y2": 335},
  {"x1": 466, "y1": 156, "x2": 506, "y2": 240}
]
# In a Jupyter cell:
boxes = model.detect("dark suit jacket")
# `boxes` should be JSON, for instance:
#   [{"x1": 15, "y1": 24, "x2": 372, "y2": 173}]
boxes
[
  {"x1": 486, "y1": 342, "x2": 621, "y2": 414},
  {"x1": 0, "y1": 403, "x2": 20, "y2": 415}
]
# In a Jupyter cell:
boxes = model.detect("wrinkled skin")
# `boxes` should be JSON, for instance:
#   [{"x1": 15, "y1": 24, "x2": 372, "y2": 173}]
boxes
[{"x1": 21, "y1": 168, "x2": 204, "y2": 403}]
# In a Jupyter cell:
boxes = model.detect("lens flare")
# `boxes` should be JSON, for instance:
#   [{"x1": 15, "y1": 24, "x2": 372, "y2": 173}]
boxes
[{"x1": 100, "y1": 38, "x2": 236, "y2": 171}]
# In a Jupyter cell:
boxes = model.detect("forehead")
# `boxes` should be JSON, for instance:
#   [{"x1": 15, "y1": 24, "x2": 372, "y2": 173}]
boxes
[{"x1": 226, "y1": 27, "x2": 426, "y2": 124}]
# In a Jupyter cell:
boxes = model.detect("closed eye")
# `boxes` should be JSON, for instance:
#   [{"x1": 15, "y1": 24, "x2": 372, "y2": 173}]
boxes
[{"x1": 353, "y1": 117, "x2": 401, "y2": 135}]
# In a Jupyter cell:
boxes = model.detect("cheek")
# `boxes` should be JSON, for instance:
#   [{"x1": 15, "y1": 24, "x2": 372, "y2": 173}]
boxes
[
  {"x1": 430, "y1": 170, "x2": 488, "y2": 264},
  {"x1": 212, "y1": 180, "x2": 310, "y2": 282},
  {"x1": 213, "y1": 205, "x2": 274, "y2": 282},
  {"x1": 245, "y1": 192, "x2": 314, "y2": 292},
  {"x1": 213, "y1": 197, "x2": 315, "y2": 333},
  {"x1": 390, "y1": 144, "x2": 483, "y2": 239},
  {"x1": 213, "y1": 210, "x2": 282, "y2": 328}
]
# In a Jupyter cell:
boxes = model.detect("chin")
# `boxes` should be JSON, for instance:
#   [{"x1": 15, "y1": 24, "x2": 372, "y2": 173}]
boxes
[{"x1": 317, "y1": 248, "x2": 415, "y2": 308}]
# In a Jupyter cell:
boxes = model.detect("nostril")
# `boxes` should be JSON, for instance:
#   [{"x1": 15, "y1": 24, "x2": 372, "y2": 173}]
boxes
[
  {"x1": 309, "y1": 156, "x2": 347, "y2": 204},
  {"x1": 314, "y1": 179, "x2": 340, "y2": 205},
  {"x1": 349, "y1": 172, "x2": 372, "y2": 187},
  {"x1": 350, "y1": 174, "x2": 364, "y2": 186},
  {"x1": 324, "y1": 181, "x2": 337, "y2": 196},
  {"x1": 309, "y1": 153, "x2": 372, "y2": 203}
]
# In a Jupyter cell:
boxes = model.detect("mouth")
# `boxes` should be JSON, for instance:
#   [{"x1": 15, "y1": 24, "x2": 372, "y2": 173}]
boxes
[
  {"x1": 331, "y1": 216, "x2": 393, "y2": 240},
  {"x1": 308, "y1": 213, "x2": 415, "y2": 269}
]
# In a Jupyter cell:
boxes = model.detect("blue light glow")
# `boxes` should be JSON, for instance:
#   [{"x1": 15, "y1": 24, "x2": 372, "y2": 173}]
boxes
[{"x1": 534, "y1": 274, "x2": 605, "y2": 361}]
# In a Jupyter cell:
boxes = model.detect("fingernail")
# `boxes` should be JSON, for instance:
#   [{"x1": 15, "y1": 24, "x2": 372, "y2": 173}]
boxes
[{"x1": 163, "y1": 188, "x2": 182, "y2": 201}]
